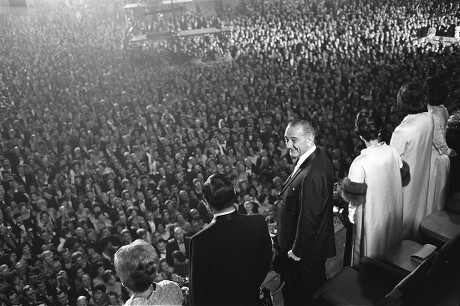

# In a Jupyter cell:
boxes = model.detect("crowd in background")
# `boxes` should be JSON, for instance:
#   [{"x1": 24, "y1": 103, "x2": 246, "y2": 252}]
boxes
[{"x1": 0, "y1": 0, "x2": 459, "y2": 305}]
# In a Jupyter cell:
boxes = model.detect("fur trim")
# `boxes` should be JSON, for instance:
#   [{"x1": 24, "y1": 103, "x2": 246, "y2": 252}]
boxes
[
  {"x1": 400, "y1": 160, "x2": 411, "y2": 187},
  {"x1": 341, "y1": 177, "x2": 367, "y2": 205}
]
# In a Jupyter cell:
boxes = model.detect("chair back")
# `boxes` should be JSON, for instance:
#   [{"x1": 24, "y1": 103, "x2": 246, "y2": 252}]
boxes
[
  {"x1": 428, "y1": 231, "x2": 460, "y2": 278},
  {"x1": 378, "y1": 254, "x2": 436, "y2": 306}
]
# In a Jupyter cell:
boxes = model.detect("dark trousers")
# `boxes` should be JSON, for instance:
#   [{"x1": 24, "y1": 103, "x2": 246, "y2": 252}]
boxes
[{"x1": 280, "y1": 257, "x2": 327, "y2": 306}]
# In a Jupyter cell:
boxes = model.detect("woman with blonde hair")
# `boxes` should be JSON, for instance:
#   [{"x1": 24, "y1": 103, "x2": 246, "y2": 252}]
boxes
[{"x1": 114, "y1": 239, "x2": 183, "y2": 305}]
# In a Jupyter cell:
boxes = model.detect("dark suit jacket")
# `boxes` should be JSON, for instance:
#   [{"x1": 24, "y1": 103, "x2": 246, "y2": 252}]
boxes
[
  {"x1": 189, "y1": 211, "x2": 272, "y2": 306},
  {"x1": 76, "y1": 286, "x2": 92, "y2": 302},
  {"x1": 277, "y1": 148, "x2": 336, "y2": 262},
  {"x1": 166, "y1": 237, "x2": 190, "y2": 267}
]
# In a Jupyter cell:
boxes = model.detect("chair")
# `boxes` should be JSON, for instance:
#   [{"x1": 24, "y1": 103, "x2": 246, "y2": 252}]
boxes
[
  {"x1": 419, "y1": 209, "x2": 460, "y2": 247},
  {"x1": 314, "y1": 232, "x2": 460, "y2": 305},
  {"x1": 384, "y1": 240, "x2": 434, "y2": 274},
  {"x1": 399, "y1": 231, "x2": 460, "y2": 305},
  {"x1": 314, "y1": 254, "x2": 437, "y2": 306},
  {"x1": 377, "y1": 253, "x2": 436, "y2": 306},
  {"x1": 261, "y1": 271, "x2": 284, "y2": 306},
  {"x1": 313, "y1": 256, "x2": 410, "y2": 305}
]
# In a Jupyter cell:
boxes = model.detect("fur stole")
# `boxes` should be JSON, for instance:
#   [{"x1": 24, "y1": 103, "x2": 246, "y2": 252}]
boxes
[
  {"x1": 341, "y1": 177, "x2": 367, "y2": 205},
  {"x1": 400, "y1": 160, "x2": 410, "y2": 187}
]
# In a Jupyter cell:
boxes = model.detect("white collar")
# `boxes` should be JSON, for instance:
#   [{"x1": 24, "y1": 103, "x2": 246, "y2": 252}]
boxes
[
  {"x1": 213, "y1": 207, "x2": 236, "y2": 218},
  {"x1": 294, "y1": 145, "x2": 317, "y2": 171}
]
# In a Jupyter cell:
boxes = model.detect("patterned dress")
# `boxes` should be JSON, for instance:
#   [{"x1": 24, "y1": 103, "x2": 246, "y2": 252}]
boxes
[
  {"x1": 123, "y1": 281, "x2": 183, "y2": 306},
  {"x1": 427, "y1": 105, "x2": 451, "y2": 212}
]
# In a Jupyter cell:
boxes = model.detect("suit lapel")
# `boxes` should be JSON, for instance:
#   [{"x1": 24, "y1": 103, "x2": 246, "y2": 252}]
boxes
[{"x1": 279, "y1": 148, "x2": 320, "y2": 196}]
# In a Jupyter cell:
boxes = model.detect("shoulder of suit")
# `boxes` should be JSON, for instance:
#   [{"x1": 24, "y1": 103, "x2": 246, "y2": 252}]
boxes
[
  {"x1": 241, "y1": 213, "x2": 264, "y2": 220},
  {"x1": 239, "y1": 214, "x2": 266, "y2": 225},
  {"x1": 190, "y1": 222, "x2": 215, "y2": 240}
]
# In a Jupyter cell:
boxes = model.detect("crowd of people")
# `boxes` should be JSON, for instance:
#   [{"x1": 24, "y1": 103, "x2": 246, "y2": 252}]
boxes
[{"x1": 0, "y1": 0, "x2": 459, "y2": 305}]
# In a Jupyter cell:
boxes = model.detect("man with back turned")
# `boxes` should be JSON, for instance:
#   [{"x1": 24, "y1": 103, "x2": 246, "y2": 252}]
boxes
[
  {"x1": 189, "y1": 174, "x2": 272, "y2": 306},
  {"x1": 277, "y1": 119, "x2": 336, "y2": 305}
]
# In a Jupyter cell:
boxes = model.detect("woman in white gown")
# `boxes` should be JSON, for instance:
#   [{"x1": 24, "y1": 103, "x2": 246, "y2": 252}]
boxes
[
  {"x1": 390, "y1": 83, "x2": 434, "y2": 241},
  {"x1": 424, "y1": 76, "x2": 457, "y2": 211},
  {"x1": 342, "y1": 109, "x2": 409, "y2": 267}
]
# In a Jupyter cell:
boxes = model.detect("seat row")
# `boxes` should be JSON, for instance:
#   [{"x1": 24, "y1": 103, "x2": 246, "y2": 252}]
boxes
[{"x1": 313, "y1": 194, "x2": 460, "y2": 305}]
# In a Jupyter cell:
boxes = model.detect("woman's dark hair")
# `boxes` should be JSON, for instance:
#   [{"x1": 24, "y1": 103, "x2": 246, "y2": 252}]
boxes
[
  {"x1": 424, "y1": 76, "x2": 448, "y2": 106},
  {"x1": 354, "y1": 108, "x2": 384, "y2": 142},
  {"x1": 102, "y1": 269, "x2": 115, "y2": 283},
  {"x1": 202, "y1": 174, "x2": 235, "y2": 211},
  {"x1": 257, "y1": 194, "x2": 268, "y2": 204},
  {"x1": 396, "y1": 82, "x2": 426, "y2": 115}
]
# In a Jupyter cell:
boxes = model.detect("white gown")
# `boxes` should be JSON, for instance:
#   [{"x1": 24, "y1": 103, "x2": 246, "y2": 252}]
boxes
[
  {"x1": 347, "y1": 142, "x2": 404, "y2": 266},
  {"x1": 390, "y1": 112, "x2": 434, "y2": 241}
]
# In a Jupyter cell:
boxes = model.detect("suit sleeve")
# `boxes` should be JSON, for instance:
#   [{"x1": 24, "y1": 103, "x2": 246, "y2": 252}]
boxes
[
  {"x1": 292, "y1": 170, "x2": 326, "y2": 258},
  {"x1": 166, "y1": 242, "x2": 175, "y2": 267},
  {"x1": 257, "y1": 217, "x2": 273, "y2": 285},
  {"x1": 189, "y1": 236, "x2": 209, "y2": 306}
]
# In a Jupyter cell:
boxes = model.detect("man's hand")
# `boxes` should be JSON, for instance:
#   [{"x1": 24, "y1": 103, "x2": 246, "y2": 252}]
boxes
[{"x1": 288, "y1": 250, "x2": 301, "y2": 261}]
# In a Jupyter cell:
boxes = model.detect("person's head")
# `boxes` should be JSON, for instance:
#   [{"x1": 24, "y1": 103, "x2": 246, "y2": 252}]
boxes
[
  {"x1": 284, "y1": 120, "x2": 315, "y2": 160},
  {"x1": 52, "y1": 260, "x2": 63, "y2": 273},
  {"x1": 173, "y1": 227, "x2": 184, "y2": 243},
  {"x1": 102, "y1": 269, "x2": 117, "y2": 285},
  {"x1": 34, "y1": 279, "x2": 47, "y2": 294},
  {"x1": 13, "y1": 213, "x2": 23, "y2": 225},
  {"x1": 76, "y1": 296, "x2": 88, "y2": 306},
  {"x1": 158, "y1": 258, "x2": 170, "y2": 272},
  {"x1": 243, "y1": 201, "x2": 254, "y2": 213},
  {"x1": 56, "y1": 289, "x2": 68, "y2": 305},
  {"x1": 114, "y1": 239, "x2": 158, "y2": 293},
  {"x1": 41, "y1": 250, "x2": 53, "y2": 264},
  {"x1": 107, "y1": 291, "x2": 119, "y2": 305},
  {"x1": 57, "y1": 270, "x2": 68, "y2": 285},
  {"x1": 121, "y1": 229, "x2": 132, "y2": 243},
  {"x1": 156, "y1": 238, "x2": 167, "y2": 253},
  {"x1": 354, "y1": 108, "x2": 384, "y2": 142},
  {"x1": 172, "y1": 250, "x2": 186, "y2": 264},
  {"x1": 423, "y1": 76, "x2": 448, "y2": 106},
  {"x1": 136, "y1": 228, "x2": 148, "y2": 241},
  {"x1": 93, "y1": 284, "x2": 107, "y2": 301},
  {"x1": 5, "y1": 287, "x2": 20, "y2": 305},
  {"x1": 202, "y1": 174, "x2": 235, "y2": 211},
  {"x1": 74, "y1": 253, "x2": 87, "y2": 268},
  {"x1": 81, "y1": 273, "x2": 91, "y2": 288},
  {"x1": 396, "y1": 82, "x2": 426, "y2": 115},
  {"x1": 23, "y1": 285, "x2": 37, "y2": 302},
  {"x1": 190, "y1": 208, "x2": 200, "y2": 220}
]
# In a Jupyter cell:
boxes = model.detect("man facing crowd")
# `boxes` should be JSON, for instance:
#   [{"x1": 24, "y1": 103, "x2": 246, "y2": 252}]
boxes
[{"x1": 189, "y1": 174, "x2": 272, "y2": 306}]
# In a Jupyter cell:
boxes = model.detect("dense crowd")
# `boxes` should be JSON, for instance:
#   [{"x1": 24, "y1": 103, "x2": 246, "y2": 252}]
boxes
[{"x1": 0, "y1": 0, "x2": 459, "y2": 305}]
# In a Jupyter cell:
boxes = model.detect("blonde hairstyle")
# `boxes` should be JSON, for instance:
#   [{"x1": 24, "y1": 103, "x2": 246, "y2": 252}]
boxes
[{"x1": 114, "y1": 239, "x2": 158, "y2": 292}]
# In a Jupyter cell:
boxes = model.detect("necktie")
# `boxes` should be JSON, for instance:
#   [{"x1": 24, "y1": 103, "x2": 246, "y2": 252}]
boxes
[
  {"x1": 283, "y1": 162, "x2": 298, "y2": 186},
  {"x1": 290, "y1": 159, "x2": 300, "y2": 177}
]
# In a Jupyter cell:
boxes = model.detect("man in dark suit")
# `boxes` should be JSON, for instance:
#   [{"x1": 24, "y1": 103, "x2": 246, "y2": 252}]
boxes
[
  {"x1": 189, "y1": 174, "x2": 272, "y2": 306},
  {"x1": 277, "y1": 120, "x2": 336, "y2": 306},
  {"x1": 166, "y1": 226, "x2": 190, "y2": 267}
]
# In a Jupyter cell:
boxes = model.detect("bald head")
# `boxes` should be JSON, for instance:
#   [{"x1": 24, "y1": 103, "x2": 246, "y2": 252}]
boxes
[{"x1": 76, "y1": 296, "x2": 88, "y2": 306}]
